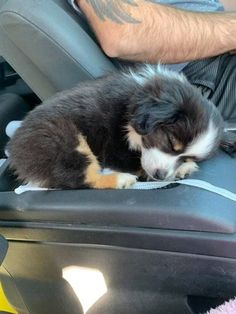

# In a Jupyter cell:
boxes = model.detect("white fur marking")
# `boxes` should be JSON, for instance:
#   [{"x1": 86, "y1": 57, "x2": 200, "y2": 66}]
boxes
[
  {"x1": 175, "y1": 162, "x2": 199, "y2": 179},
  {"x1": 186, "y1": 121, "x2": 218, "y2": 158},
  {"x1": 117, "y1": 173, "x2": 137, "y2": 188},
  {"x1": 125, "y1": 64, "x2": 187, "y2": 86},
  {"x1": 141, "y1": 148, "x2": 178, "y2": 179}
]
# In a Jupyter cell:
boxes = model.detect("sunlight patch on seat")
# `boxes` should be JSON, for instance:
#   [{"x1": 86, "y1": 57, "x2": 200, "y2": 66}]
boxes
[{"x1": 62, "y1": 266, "x2": 107, "y2": 313}]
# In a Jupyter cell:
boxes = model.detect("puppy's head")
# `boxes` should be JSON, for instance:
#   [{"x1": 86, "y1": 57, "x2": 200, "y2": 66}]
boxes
[{"x1": 127, "y1": 65, "x2": 224, "y2": 180}]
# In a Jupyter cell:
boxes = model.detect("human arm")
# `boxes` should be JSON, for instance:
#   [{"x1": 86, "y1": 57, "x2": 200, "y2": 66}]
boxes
[
  {"x1": 76, "y1": 0, "x2": 236, "y2": 64},
  {"x1": 221, "y1": 0, "x2": 236, "y2": 11}
]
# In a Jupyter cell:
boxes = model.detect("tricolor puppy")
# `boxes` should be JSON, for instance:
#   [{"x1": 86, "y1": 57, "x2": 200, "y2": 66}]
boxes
[{"x1": 7, "y1": 65, "x2": 224, "y2": 189}]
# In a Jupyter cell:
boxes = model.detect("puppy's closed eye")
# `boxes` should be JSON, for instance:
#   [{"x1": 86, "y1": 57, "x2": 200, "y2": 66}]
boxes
[{"x1": 179, "y1": 156, "x2": 198, "y2": 163}]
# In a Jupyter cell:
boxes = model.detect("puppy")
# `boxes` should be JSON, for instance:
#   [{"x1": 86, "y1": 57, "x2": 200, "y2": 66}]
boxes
[{"x1": 7, "y1": 65, "x2": 224, "y2": 189}]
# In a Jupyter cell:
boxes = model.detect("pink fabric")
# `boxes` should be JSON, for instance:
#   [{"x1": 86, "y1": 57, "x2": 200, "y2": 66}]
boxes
[{"x1": 207, "y1": 298, "x2": 236, "y2": 314}]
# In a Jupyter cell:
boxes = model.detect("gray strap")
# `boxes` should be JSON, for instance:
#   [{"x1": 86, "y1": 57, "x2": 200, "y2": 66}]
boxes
[
  {"x1": 14, "y1": 179, "x2": 236, "y2": 202},
  {"x1": 132, "y1": 179, "x2": 236, "y2": 202},
  {"x1": 0, "y1": 159, "x2": 6, "y2": 168}
]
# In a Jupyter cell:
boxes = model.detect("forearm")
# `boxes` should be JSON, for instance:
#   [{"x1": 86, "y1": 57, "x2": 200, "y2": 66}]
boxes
[
  {"x1": 221, "y1": 0, "x2": 236, "y2": 11},
  {"x1": 77, "y1": 0, "x2": 236, "y2": 63}
]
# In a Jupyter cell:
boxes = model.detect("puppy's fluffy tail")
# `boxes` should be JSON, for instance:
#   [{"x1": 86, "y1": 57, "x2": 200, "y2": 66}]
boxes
[{"x1": 7, "y1": 110, "x2": 89, "y2": 189}]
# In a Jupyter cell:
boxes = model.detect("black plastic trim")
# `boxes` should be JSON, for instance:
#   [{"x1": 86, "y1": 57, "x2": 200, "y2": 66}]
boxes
[{"x1": 1, "y1": 222, "x2": 236, "y2": 259}]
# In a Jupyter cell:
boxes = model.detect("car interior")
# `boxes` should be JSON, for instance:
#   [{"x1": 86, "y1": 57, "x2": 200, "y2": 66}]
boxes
[{"x1": 0, "y1": 0, "x2": 235, "y2": 313}]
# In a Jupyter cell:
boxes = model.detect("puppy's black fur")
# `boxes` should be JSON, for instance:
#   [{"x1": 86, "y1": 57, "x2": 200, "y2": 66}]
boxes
[
  {"x1": 7, "y1": 68, "x2": 223, "y2": 189},
  {"x1": 8, "y1": 73, "x2": 141, "y2": 189}
]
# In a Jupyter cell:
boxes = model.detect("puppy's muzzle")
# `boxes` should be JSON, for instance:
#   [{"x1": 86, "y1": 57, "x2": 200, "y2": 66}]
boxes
[{"x1": 153, "y1": 169, "x2": 168, "y2": 180}]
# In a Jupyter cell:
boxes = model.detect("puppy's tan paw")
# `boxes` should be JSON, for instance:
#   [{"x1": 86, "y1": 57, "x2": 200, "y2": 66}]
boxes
[
  {"x1": 117, "y1": 173, "x2": 137, "y2": 189},
  {"x1": 175, "y1": 161, "x2": 199, "y2": 179}
]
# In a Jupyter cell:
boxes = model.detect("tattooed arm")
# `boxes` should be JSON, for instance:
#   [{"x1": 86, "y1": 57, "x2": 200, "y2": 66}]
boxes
[{"x1": 77, "y1": 0, "x2": 236, "y2": 63}]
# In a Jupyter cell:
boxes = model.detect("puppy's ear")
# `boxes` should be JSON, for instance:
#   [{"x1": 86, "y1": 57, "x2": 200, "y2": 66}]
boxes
[
  {"x1": 131, "y1": 113, "x2": 155, "y2": 135},
  {"x1": 220, "y1": 131, "x2": 236, "y2": 157},
  {"x1": 131, "y1": 101, "x2": 176, "y2": 135}
]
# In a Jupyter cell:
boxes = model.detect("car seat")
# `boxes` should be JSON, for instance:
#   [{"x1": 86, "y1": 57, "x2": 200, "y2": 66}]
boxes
[{"x1": 0, "y1": 0, "x2": 116, "y2": 101}]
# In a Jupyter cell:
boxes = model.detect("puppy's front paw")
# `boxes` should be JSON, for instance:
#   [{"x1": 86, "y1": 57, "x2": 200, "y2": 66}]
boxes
[
  {"x1": 175, "y1": 161, "x2": 199, "y2": 179},
  {"x1": 117, "y1": 173, "x2": 137, "y2": 189}
]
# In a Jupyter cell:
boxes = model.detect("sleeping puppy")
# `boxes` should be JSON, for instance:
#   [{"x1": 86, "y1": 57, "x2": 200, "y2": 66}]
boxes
[{"x1": 7, "y1": 65, "x2": 224, "y2": 189}]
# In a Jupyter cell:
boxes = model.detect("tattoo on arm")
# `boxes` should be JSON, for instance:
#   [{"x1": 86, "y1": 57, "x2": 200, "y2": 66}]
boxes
[{"x1": 85, "y1": 0, "x2": 152, "y2": 24}]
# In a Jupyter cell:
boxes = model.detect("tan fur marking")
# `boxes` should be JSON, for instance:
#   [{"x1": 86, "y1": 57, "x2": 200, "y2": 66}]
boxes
[
  {"x1": 126, "y1": 125, "x2": 142, "y2": 151},
  {"x1": 185, "y1": 157, "x2": 193, "y2": 163},
  {"x1": 173, "y1": 141, "x2": 184, "y2": 152},
  {"x1": 76, "y1": 135, "x2": 118, "y2": 189},
  {"x1": 91, "y1": 173, "x2": 118, "y2": 189}
]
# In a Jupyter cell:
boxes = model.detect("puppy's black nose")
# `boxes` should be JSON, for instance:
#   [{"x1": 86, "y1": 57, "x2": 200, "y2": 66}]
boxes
[{"x1": 154, "y1": 170, "x2": 167, "y2": 180}]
